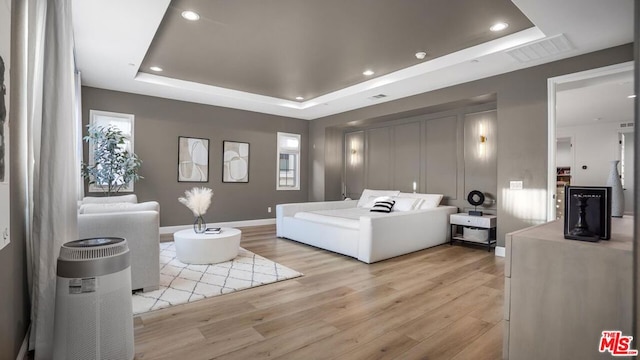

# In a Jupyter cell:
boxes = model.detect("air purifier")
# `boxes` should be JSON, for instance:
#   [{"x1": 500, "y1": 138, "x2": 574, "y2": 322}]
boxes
[{"x1": 53, "y1": 237, "x2": 134, "y2": 360}]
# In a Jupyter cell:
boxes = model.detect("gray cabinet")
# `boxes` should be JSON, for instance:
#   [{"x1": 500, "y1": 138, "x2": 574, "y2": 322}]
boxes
[{"x1": 503, "y1": 219, "x2": 632, "y2": 359}]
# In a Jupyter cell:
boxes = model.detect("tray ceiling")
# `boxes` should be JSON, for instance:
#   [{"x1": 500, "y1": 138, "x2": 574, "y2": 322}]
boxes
[
  {"x1": 72, "y1": 0, "x2": 634, "y2": 120},
  {"x1": 141, "y1": 0, "x2": 533, "y2": 101}
]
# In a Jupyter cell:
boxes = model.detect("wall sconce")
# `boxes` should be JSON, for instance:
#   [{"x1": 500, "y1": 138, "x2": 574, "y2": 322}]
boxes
[
  {"x1": 349, "y1": 140, "x2": 361, "y2": 166},
  {"x1": 476, "y1": 122, "x2": 487, "y2": 160}
]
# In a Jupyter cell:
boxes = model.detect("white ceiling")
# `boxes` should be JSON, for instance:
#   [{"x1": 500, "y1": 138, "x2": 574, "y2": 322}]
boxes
[
  {"x1": 557, "y1": 70, "x2": 634, "y2": 127},
  {"x1": 72, "y1": 0, "x2": 634, "y2": 120}
]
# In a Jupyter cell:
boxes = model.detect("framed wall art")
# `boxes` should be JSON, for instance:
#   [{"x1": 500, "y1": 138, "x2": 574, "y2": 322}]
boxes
[
  {"x1": 178, "y1": 136, "x2": 209, "y2": 182},
  {"x1": 222, "y1": 141, "x2": 249, "y2": 183},
  {"x1": 564, "y1": 185, "x2": 611, "y2": 242}
]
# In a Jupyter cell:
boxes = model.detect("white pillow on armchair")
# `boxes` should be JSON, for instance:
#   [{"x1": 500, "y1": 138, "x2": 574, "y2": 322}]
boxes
[
  {"x1": 79, "y1": 201, "x2": 159, "y2": 214},
  {"x1": 82, "y1": 194, "x2": 138, "y2": 205}
]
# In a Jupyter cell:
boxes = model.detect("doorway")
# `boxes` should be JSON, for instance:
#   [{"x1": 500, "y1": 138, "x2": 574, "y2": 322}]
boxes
[
  {"x1": 621, "y1": 131, "x2": 635, "y2": 215},
  {"x1": 547, "y1": 61, "x2": 634, "y2": 220}
]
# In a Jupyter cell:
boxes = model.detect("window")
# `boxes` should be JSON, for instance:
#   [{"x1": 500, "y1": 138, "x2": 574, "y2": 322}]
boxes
[
  {"x1": 88, "y1": 110, "x2": 135, "y2": 192},
  {"x1": 277, "y1": 132, "x2": 301, "y2": 190}
]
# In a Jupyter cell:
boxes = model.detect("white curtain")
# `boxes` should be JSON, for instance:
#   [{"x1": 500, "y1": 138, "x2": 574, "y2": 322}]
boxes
[
  {"x1": 75, "y1": 70, "x2": 84, "y2": 201},
  {"x1": 23, "y1": 0, "x2": 79, "y2": 357}
]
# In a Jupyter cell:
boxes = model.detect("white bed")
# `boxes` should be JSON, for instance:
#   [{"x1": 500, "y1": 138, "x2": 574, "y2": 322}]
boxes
[{"x1": 276, "y1": 190, "x2": 457, "y2": 263}]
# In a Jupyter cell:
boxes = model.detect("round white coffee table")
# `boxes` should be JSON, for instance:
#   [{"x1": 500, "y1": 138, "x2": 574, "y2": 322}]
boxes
[{"x1": 173, "y1": 227, "x2": 242, "y2": 264}]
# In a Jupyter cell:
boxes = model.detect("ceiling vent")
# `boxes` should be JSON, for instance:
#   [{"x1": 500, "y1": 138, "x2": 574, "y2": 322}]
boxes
[
  {"x1": 368, "y1": 94, "x2": 388, "y2": 100},
  {"x1": 506, "y1": 34, "x2": 574, "y2": 63}
]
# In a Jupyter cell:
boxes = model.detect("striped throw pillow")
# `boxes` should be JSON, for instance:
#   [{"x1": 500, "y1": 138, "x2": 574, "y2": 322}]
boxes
[{"x1": 370, "y1": 200, "x2": 395, "y2": 213}]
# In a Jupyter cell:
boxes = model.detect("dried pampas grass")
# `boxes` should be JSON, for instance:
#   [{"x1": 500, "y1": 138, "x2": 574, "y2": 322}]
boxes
[{"x1": 178, "y1": 187, "x2": 213, "y2": 216}]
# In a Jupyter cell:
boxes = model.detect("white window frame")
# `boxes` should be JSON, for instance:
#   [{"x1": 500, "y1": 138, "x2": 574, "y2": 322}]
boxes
[
  {"x1": 276, "y1": 132, "x2": 301, "y2": 191},
  {"x1": 88, "y1": 110, "x2": 135, "y2": 193}
]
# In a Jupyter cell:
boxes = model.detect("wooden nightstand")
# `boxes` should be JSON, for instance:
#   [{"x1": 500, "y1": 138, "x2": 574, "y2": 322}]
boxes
[{"x1": 450, "y1": 213, "x2": 497, "y2": 251}]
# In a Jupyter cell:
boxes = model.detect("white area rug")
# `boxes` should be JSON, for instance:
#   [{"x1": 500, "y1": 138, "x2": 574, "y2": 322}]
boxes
[{"x1": 132, "y1": 242, "x2": 303, "y2": 315}]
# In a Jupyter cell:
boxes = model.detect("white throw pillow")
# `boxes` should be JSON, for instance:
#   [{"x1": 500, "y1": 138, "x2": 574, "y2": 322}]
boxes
[
  {"x1": 418, "y1": 194, "x2": 443, "y2": 209},
  {"x1": 356, "y1": 189, "x2": 400, "y2": 207},
  {"x1": 360, "y1": 196, "x2": 393, "y2": 209},
  {"x1": 392, "y1": 197, "x2": 419, "y2": 212},
  {"x1": 370, "y1": 199, "x2": 395, "y2": 213},
  {"x1": 397, "y1": 192, "x2": 444, "y2": 209},
  {"x1": 359, "y1": 196, "x2": 377, "y2": 209}
]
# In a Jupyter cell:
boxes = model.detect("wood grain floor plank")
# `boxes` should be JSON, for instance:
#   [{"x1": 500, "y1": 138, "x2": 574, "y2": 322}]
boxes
[
  {"x1": 214, "y1": 321, "x2": 339, "y2": 360},
  {"x1": 398, "y1": 285, "x2": 502, "y2": 342},
  {"x1": 393, "y1": 316, "x2": 493, "y2": 360},
  {"x1": 135, "y1": 328, "x2": 205, "y2": 359},
  {"x1": 467, "y1": 289, "x2": 504, "y2": 325},
  {"x1": 153, "y1": 326, "x2": 265, "y2": 360},
  {"x1": 450, "y1": 322, "x2": 504, "y2": 360},
  {"x1": 483, "y1": 275, "x2": 505, "y2": 291},
  {"x1": 337, "y1": 331, "x2": 419, "y2": 360}
]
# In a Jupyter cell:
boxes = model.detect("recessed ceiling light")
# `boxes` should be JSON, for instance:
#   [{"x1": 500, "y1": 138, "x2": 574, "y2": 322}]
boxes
[
  {"x1": 295, "y1": 96, "x2": 304, "y2": 101},
  {"x1": 181, "y1": 10, "x2": 200, "y2": 21},
  {"x1": 363, "y1": 70, "x2": 374, "y2": 76},
  {"x1": 415, "y1": 51, "x2": 427, "y2": 60},
  {"x1": 628, "y1": 94, "x2": 636, "y2": 99},
  {"x1": 490, "y1": 22, "x2": 509, "y2": 32},
  {"x1": 149, "y1": 66, "x2": 163, "y2": 72}
]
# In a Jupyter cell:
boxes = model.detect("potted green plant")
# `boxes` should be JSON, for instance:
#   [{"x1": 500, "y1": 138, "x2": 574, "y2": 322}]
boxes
[{"x1": 81, "y1": 124, "x2": 142, "y2": 196}]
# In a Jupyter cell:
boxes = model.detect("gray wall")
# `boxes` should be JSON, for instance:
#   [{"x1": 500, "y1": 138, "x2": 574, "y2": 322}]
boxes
[
  {"x1": 463, "y1": 110, "x2": 498, "y2": 209},
  {"x1": 0, "y1": 0, "x2": 30, "y2": 358},
  {"x1": 309, "y1": 44, "x2": 633, "y2": 246},
  {"x1": 82, "y1": 87, "x2": 309, "y2": 227},
  {"x1": 341, "y1": 105, "x2": 497, "y2": 212}
]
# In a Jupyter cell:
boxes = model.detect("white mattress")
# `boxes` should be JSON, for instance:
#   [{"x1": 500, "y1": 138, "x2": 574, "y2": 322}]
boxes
[{"x1": 293, "y1": 207, "x2": 391, "y2": 229}]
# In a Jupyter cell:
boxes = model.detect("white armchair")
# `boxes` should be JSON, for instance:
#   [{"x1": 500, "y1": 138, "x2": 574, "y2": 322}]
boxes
[{"x1": 77, "y1": 196, "x2": 160, "y2": 292}]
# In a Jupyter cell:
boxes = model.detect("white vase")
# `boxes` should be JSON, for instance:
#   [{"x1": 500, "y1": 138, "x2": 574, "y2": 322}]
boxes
[{"x1": 606, "y1": 160, "x2": 624, "y2": 217}]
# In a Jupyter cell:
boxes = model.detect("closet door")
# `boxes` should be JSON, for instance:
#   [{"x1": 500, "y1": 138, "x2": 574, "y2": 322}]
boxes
[
  {"x1": 366, "y1": 127, "x2": 392, "y2": 190},
  {"x1": 393, "y1": 122, "x2": 421, "y2": 192},
  {"x1": 344, "y1": 131, "x2": 365, "y2": 199}
]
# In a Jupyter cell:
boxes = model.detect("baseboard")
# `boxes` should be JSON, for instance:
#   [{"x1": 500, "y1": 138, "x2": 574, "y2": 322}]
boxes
[
  {"x1": 160, "y1": 218, "x2": 276, "y2": 234},
  {"x1": 17, "y1": 324, "x2": 30, "y2": 360},
  {"x1": 495, "y1": 246, "x2": 505, "y2": 258}
]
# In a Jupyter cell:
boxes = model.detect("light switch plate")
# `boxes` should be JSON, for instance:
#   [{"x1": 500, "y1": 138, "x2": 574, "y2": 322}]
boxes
[{"x1": 510, "y1": 180, "x2": 523, "y2": 190}]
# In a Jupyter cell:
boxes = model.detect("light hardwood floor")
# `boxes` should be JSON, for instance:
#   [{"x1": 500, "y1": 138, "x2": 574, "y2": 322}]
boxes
[{"x1": 136, "y1": 225, "x2": 504, "y2": 360}]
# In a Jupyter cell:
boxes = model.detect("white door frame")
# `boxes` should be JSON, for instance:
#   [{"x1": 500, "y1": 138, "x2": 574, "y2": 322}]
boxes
[{"x1": 547, "y1": 61, "x2": 634, "y2": 221}]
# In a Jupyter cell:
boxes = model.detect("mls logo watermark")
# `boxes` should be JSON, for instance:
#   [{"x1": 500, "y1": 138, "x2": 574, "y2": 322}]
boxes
[{"x1": 599, "y1": 331, "x2": 638, "y2": 356}]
